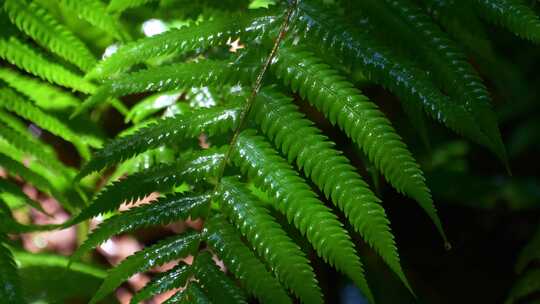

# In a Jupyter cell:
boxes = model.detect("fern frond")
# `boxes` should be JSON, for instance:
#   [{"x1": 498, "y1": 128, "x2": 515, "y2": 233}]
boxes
[
  {"x1": 505, "y1": 269, "x2": 540, "y2": 304},
  {"x1": 59, "y1": 0, "x2": 130, "y2": 42},
  {"x1": 70, "y1": 148, "x2": 224, "y2": 225},
  {"x1": 76, "y1": 60, "x2": 248, "y2": 117},
  {"x1": 291, "y1": 3, "x2": 496, "y2": 159},
  {"x1": 271, "y1": 48, "x2": 448, "y2": 245},
  {"x1": 77, "y1": 104, "x2": 240, "y2": 179},
  {"x1": 108, "y1": 0, "x2": 159, "y2": 13},
  {"x1": 90, "y1": 232, "x2": 201, "y2": 304},
  {"x1": 0, "y1": 153, "x2": 58, "y2": 201},
  {"x1": 124, "y1": 91, "x2": 182, "y2": 123},
  {"x1": 217, "y1": 176, "x2": 323, "y2": 304},
  {"x1": 0, "y1": 234, "x2": 25, "y2": 303},
  {"x1": 4, "y1": 0, "x2": 97, "y2": 72},
  {"x1": 165, "y1": 282, "x2": 212, "y2": 304},
  {"x1": 231, "y1": 130, "x2": 374, "y2": 302},
  {"x1": 193, "y1": 251, "x2": 248, "y2": 304},
  {"x1": 0, "y1": 88, "x2": 91, "y2": 158},
  {"x1": 72, "y1": 192, "x2": 210, "y2": 261},
  {"x1": 131, "y1": 263, "x2": 191, "y2": 304},
  {"x1": 0, "y1": 179, "x2": 48, "y2": 215},
  {"x1": 205, "y1": 214, "x2": 292, "y2": 304},
  {"x1": 86, "y1": 13, "x2": 257, "y2": 79},
  {"x1": 0, "y1": 68, "x2": 80, "y2": 110},
  {"x1": 0, "y1": 109, "x2": 29, "y2": 136},
  {"x1": 251, "y1": 88, "x2": 411, "y2": 290},
  {"x1": 474, "y1": 0, "x2": 540, "y2": 43},
  {"x1": 0, "y1": 126, "x2": 73, "y2": 178},
  {"x1": 515, "y1": 225, "x2": 540, "y2": 273},
  {"x1": 0, "y1": 37, "x2": 95, "y2": 93},
  {"x1": 360, "y1": 0, "x2": 507, "y2": 164}
]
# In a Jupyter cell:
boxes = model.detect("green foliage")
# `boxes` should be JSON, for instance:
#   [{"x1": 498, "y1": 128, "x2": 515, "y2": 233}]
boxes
[
  {"x1": 204, "y1": 214, "x2": 292, "y2": 304},
  {"x1": 217, "y1": 176, "x2": 323, "y2": 303},
  {"x1": 131, "y1": 263, "x2": 191, "y2": 304},
  {"x1": 0, "y1": 0, "x2": 537, "y2": 302},
  {"x1": 0, "y1": 235, "x2": 25, "y2": 303},
  {"x1": 90, "y1": 232, "x2": 201, "y2": 304}
]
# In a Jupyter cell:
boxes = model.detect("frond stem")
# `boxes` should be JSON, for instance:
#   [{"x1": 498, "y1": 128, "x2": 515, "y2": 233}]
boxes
[{"x1": 210, "y1": 0, "x2": 297, "y2": 193}]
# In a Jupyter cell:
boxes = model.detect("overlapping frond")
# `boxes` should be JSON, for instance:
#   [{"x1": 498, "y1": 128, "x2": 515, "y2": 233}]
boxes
[
  {"x1": 89, "y1": 232, "x2": 201, "y2": 304},
  {"x1": 77, "y1": 104, "x2": 240, "y2": 179},
  {"x1": 271, "y1": 47, "x2": 447, "y2": 245},
  {"x1": 290, "y1": 2, "x2": 496, "y2": 159},
  {"x1": 217, "y1": 176, "x2": 323, "y2": 304},
  {"x1": 353, "y1": 0, "x2": 507, "y2": 165},
  {"x1": 165, "y1": 282, "x2": 211, "y2": 304},
  {"x1": 0, "y1": 234, "x2": 25, "y2": 303},
  {"x1": 231, "y1": 130, "x2": 374, "y2": 303},
  {"x1": 76, "y1": 60, "x2": 249, "y2": 117},
  {"x1": 86, "y1": 13, "x2": 260, "y2": 79},
  {"x1": 72, "y1": 192, "x2": 210, "y2": 261},
  {"x1": 205, "y1": 214, "x2": 292, "y2": 304},
  {"x1": 131, "y1": 263, "x2": 191, "y2": 304},
  {"x1": 473, "y1": 0, "x2": 540, "y2": 44},
  {"x1": 0, "y1": 68, "x2": 79, "y2": 110},
  {"x1": 59, "y1": 0, "x2": 129, "y2": 42},
  {"x1": 0, "y1": 88, "x2": 91, "y2": 158},
  {"x1": 4, "y1": 0, "x2": 97, "y2": 71},
  {"x1": 192, "y1": 251, "x2": 248, "y2": 304},
  {"x1": 108, "y1": 0, "x2": 159, "y2": 13},
  {"x1": 251, "y1": 88, "x2": 411, "y2": 290},
  {"x1": 0, "y1": 37, "x2": 95, "y2": 93}
]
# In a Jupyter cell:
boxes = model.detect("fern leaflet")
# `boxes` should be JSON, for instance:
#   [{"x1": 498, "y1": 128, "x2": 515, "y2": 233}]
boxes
[
  {"x1": 72, "y1": 192, "x2": 210, "y2": 261},
  {"x1": 192, "y1": 251, "x2": 248, "y2": 304},
  {"x1": 131, "y1": 263, "x2": 191, "y2": 304},
  {"x1": 231, "y1": 130, "x2": 374, "y2": 302},
  {"x1": 217, "y1": 176, "x2": 323, "y2": 304},
  {"x1": 90, "y1": 232, "x2": 201, "y2": 304},
  {"x1": 4, "y1": 0, "x2": 97, "y2": 72},
  {"x1": 205, "y1": 214, "x2": 292, "y2": 304}
]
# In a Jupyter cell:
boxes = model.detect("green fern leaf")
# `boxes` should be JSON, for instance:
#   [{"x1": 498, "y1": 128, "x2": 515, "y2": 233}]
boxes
[
  {"x1": 86, "y1": 13, "x2": 257, "y2": 79},
  {"x1": 0, "y1": 234, "x2": 25, "y2": 303},
  {"x1": 251, "y1": 88, "x2": 411, "y2": 291},
  {"x1": 131, "y1": 263, "x2": 191, "y2": 304},
  {"x1": 59, "y1": 0, "x2": 130, "y2": 42},
  {"x1": 165, "y1": 282, "x2": 212, "y2": 304},
  {"x1": 72, "y1": 192, "x2": 210, "y2": 261},
  {"x1": 4, "y1": 0, "x2": 97, "y2": 72},
  {"x1": 291, "y1": 3, "x2": 496, "y2": 160},
  {"x1": 193, "y1": 251, "x2": 248, "y2": 304},
  {"x1": 217, "y1": 176, "x2": 323, "y2": 304},
  {"x1": 0, "y1": 126, "x2": 73, "y2": 178},
  {"x1": 515, "y1": 224, "x2": 540, "y2": 273},
  {"x1": 90, "y1": 232, "x2": 201, "y2": 304},
  {"x1": 0, "y1": 37, "x2": 96, "y2": 93},
  {"x1": 231, "y1": 130, "x2": 374, "y2": 303},
  {"x1": 359, "y1": 0, "x2": 507, "y2": 164},
  {"x1": 124, "y1": 91, "x2": 182, "y2": 123},
  {"x1": 271, "y1": 48, "x2": 448, "y2": 245},
  {"x1": 0, "y1": 153, "x2": 58, "y2": 201},
  {"x1": 0, "y1": 68, "x2": 80, "y2": 110},
  {"x1": 77, "y1": 104, "x2": 240, "y2": 179},
  {"x1": 0, "y1": 88, "x2": 91, "y2": 158},
  {"x1": 76, "y1": 60, "x2": 247, "y2": 117},
  {"x1": 205, "y1": 214, "x2": 292, "y2": 304},
  {"x1": 474, "y1": 0, "x2": 540, "y2": 43},
  {"x1": 0, "y1": 109, "x2": 30, "y2": 136},
  {"x1": 108, "y1": 0, "x2": 159, "y2": 13},
  {"x1": 505, "y1": 269, "x2": 540, "y2": 304},
  {"x1": 70, "y1": 148, "x2": 224, "y2": 226},
  {"x1": 0, "y1": 179, "x2": 48, "y2": 215}
]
